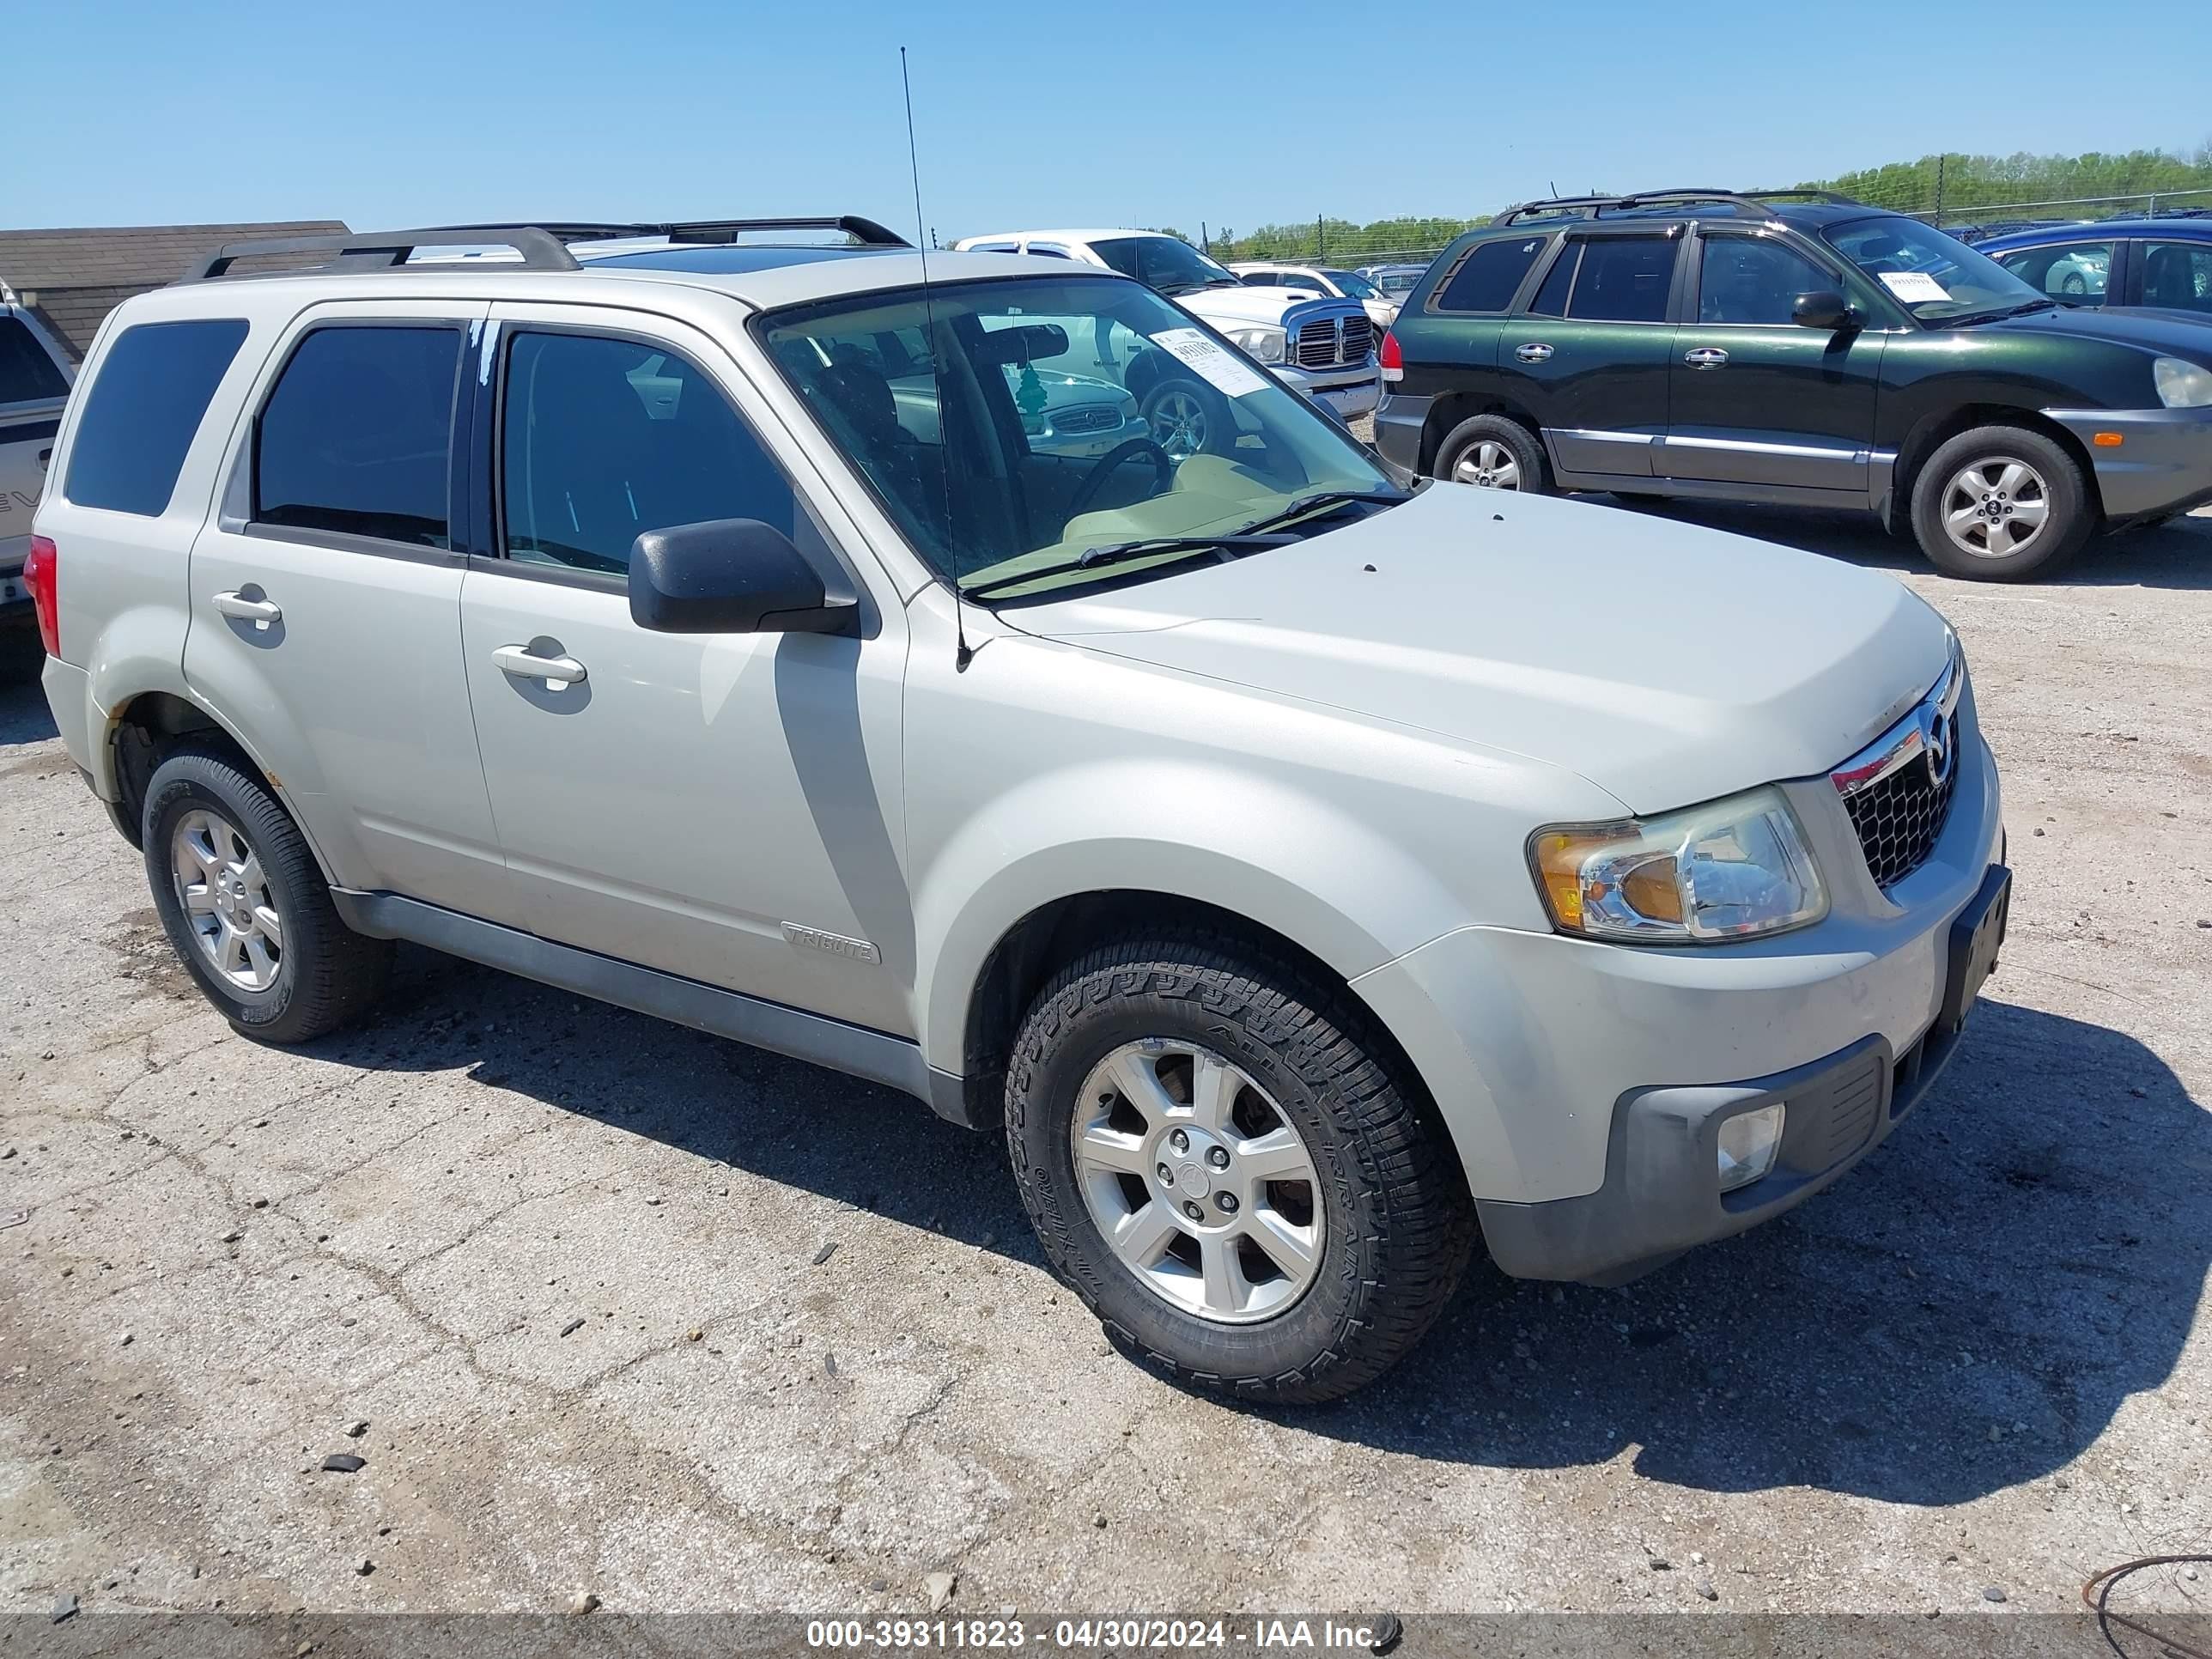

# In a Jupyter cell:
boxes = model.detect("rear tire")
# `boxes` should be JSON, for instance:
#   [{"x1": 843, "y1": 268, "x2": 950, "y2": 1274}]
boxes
[
  {"x1": 1433, "y1": 413, "x2": 1548, "y2": 494},
  {"x1": 1910, "y1": 424, "x2": 2092, "y2": 581},
  {"x1": 143, "y1": 744, "x2": 391, "y2": 1043},
  {"x1": 1006, "y1": 930, "x2": 1477, "y2": 1403}
]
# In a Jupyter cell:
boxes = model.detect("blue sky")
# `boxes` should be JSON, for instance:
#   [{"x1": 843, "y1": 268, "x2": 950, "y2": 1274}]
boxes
[{"x1": 13, "y1": 0, "x2": 2208, "y2": 239}]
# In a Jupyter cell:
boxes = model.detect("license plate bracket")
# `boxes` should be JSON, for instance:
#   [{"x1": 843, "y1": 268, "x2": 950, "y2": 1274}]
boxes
[{"x1": 1939, "y1": 864, "x2": 2011, "y2": 1035}]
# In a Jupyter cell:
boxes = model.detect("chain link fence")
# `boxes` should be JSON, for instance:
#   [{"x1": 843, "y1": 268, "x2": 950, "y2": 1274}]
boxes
[{"x1": 1199, "y1": 187, "x2": 2212, "y2": 270}]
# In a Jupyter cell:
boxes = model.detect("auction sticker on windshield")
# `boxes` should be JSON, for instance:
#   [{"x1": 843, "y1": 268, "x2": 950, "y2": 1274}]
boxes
[
  {"x1": 1878, "y1": 270, "x2": 1951, "y2": 304},
  {"x1": 1149, "y1": 327, "x2": 1271, "y2": 397}
]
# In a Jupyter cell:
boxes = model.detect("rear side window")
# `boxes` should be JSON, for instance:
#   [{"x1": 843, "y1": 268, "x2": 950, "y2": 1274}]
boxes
[
  {"x1": 254, "y1": 325, "x2": 462, "y2": 547},
  {"x1": 1436, "y1": 237, "x2": 1548, "y2": 313},
  {"x1": 63, "y1": 319, "x2": 249, "y2": 516},
  {"x1": 0, "y1": 317, "x2": 70, "y2": 404},
  {"x1": 1567, "y1": 235, "x2": 1679, "y2": 323},
  {"x1": 1526, "y1": 245, "x2": 1580, "y2": 317},
  {"x1": 2139, "y1": 241, "x2": 2210, "y2": 313}
]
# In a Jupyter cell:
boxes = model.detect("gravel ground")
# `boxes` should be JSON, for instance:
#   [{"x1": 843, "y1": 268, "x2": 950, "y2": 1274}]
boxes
[{"x1": 1, "y1": 501, "x2": 2208, "y2": 1630}]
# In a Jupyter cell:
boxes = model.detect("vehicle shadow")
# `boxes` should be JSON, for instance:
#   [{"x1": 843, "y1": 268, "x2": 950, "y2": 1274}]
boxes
[
  {"x1": 295, "y1": 945, "x2": 2203, "y2": 1509},
  {"x1": 0, "y1": 659, "x2": 61, "y2": 746},
  {"x1": 1601, "y1": 495, "x2": 2212, "y2": 592}
]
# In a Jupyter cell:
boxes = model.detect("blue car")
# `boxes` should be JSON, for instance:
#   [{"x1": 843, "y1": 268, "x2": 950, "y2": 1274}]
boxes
[{"x1": 1977, "y1": 219, "x2": 2212, "y2": 318}]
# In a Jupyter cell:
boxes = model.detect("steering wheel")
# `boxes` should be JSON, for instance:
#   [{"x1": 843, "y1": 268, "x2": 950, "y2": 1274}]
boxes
[{"x1": 1065, "y1": 437, "x2": 1176, "y2": 521}]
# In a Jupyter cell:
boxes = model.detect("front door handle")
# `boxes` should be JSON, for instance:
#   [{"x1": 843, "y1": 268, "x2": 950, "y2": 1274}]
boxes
[
  {"x1": 1683, "y1": 346, "x2": 1730, "y2": 369},
  {"x1": 211, "y1": 590, "x2": 283, "y2": 628},
  {"x1": 492, "y1": 643, "x2": 589, "y2": 687},
  {"x1": 1515, "y1": 343, "x2": 1554, "y2": 363}
]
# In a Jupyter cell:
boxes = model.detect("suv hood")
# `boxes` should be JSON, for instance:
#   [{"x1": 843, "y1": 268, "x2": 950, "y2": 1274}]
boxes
[
  {"x1": 1000, "y1": 486, "x2": 1953, "y2": 814},
  {"x1": 1978, "y1": 303, "x2": 2212, "y2": 358}
]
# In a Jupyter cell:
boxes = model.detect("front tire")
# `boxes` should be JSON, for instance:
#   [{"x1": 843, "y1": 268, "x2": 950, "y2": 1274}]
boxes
[
  {"x1": 1139, "y1": 376, "x2": 1231, "y2": 463},
  {"x1": 143, "y1": 744, "x2": 391, "y2": 1043},
  {"x1": 1433, "y1": 413, "x2": 1548, "y2": 494},
  {"x1": 1910, "y1": 425, "x2": 2092, "y2": 580},
  {"x1": 1006, "y1": 932, "x2": 1477, "y2": 1403}
]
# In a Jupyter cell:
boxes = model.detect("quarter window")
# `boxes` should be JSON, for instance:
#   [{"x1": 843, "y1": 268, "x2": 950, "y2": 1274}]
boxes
[
  {"x1": 1436, "y1": 236, "x2": 1548, "y2": 313},
  {"x1": 1993, "y1": 240, "x2": 2114, "y2": 305},
  {"x1": 1697, "y1": 236, "x2": 1840, "y2": 325},
  {"x1": 1565, "y1": 236, "x2": 1679, "y2": 324},
  {"x1": 64, "y1": 319, "x2": 249, "y2": 517},
  {"x1": 2140, "y1": 242, "x2": 2212, "y2": 314},
  {"x1": 499, "y1": 331, "x2": 795, "y2": 578},
  {"x1": 255, "y1": 325, "x2": 461, "y2": 546}
]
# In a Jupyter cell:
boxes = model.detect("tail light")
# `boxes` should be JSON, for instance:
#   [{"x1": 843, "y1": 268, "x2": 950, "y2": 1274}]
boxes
[
  {"x1": 23, "y1": 535, "x2": 58, "y2": 658},
  {"x1": 1378, "y1": 329, "x2": 1402, "y2": 385}
]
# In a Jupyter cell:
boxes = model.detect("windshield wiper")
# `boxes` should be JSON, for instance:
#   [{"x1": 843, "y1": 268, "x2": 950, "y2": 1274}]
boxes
[
  {"x1": 1952, "y1": 298, "x2": 2060, "y2": 327},
  {"x1": 960, "y1": 533, "x2": 1295, "y2": 600},
  {"x1": 1234, "y1": 489, "x2": 1411, "y2": 536}
]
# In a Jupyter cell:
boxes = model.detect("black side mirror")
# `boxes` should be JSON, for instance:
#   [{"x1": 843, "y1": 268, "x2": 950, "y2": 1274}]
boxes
[
  {"x1": 629, "y1": 519, "x2": 857, "y2": 636},
  {"x1": 1791, "y1": 290, "x2": 1859, "y2": 331}
]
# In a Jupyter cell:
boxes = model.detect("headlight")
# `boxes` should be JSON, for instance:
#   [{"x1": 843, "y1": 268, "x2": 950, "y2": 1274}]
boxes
[
  {"x1": 1226, "y1": 325, "x2": 1286, "y2": 364},
  {"x1": 2153, "y1": 356, "x2": 2212, "y2": 409},
  {"x1": 1528, "y1": 785, "x2": 1827, "y2": 944}
]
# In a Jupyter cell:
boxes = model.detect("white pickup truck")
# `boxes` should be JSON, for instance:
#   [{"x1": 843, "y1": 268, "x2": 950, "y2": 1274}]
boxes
[
  {"x1": 951, "y1": 229, "x2": 1379, "y2": 429},
  {"x1": 2, "y1": 301, "x2": 74, "y2": 650}
]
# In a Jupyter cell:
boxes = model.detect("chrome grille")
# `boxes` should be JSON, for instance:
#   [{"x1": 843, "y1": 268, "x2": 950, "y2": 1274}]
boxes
[
  {"x1": 1290, "y1": 312, "x2": 1374, "y2": 368},
  {"x1": 1832, "y1": 660, "x2": 1964, "y2": 890},
  {"x1": 1050, "y1": 404, "x2": 1121, "y2": 434}
]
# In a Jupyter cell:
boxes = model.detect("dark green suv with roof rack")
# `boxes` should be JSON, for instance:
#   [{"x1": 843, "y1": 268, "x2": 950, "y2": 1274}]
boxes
[{"x1": 1373, "y1": 188, "x2": 2212, "y2": 580}]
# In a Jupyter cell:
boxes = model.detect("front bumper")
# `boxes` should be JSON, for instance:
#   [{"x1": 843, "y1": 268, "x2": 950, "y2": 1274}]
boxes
[
  {"x1": 1274, "y1": 362, "x2": 1379, "y2": 420},
  {"x1": 2045, "y1": 404, "x2": 2212, "y2": 526},
  {"x1": 1476, "y1": 861, "x2": 2008, "y2": 1284}
]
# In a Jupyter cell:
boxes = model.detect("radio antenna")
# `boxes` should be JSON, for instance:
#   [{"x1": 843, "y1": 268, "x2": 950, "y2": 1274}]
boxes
[{"x1": 901, "y1": 46, "x2": 971, "y2": 672}]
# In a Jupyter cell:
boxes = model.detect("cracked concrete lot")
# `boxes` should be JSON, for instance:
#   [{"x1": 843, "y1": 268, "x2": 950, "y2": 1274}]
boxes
[{"x1": 2, "y1": 507, "x2": 2209, "y2": 1629}]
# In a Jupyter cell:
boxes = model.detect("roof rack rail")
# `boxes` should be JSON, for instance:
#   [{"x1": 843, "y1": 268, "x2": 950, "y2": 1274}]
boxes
[
  {"x1": 180, "y1": 215, "x2": 914, "y2": 284},
  {"x1": 181, "y1": 227, "x2": 581, "y2": 283},
  {"x1": 1492, "y1": 187, "x2": 1866, "y2": 227},
  {"x1": 423, "y1": 216, "x2": 912, "y2": 248}
]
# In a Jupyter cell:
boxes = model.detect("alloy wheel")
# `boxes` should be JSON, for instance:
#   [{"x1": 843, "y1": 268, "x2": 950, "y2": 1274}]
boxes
[
  {"x1": 1069, "y1": 1039, "x2": 1325, "y2": 1325},
  {"x1": 1146, "y1": 389, "x2": 1209, "y2": 462},
  {"x1": 1451, "y1": 439, "x2": 1522, "y2": 490},
  {"x1": 170, "y1": 808, "x2": 284, "y2": 993},
  {"x1": 1939, "y1": 456, "x2": 2051, "y2": 562}
]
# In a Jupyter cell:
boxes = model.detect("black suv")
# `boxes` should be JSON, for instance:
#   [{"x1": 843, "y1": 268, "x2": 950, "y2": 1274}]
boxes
[{"x1": 1374, "y1": 189, "x2": 2212, "y2": 580}]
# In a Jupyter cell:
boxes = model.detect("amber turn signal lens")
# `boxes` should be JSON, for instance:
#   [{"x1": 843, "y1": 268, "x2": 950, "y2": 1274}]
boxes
[
  {"x1": 1531, "y1": 827, "x2": 1642, "y2": 931},
  {"x1": 2093, "y1": 432, "x2": 2124, "y2": 447}
]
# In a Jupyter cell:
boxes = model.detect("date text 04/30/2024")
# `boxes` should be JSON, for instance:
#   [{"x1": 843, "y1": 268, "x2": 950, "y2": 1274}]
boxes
[{"x1": 804, "y1": 1618, "x2": 1396, "y2": 1650}]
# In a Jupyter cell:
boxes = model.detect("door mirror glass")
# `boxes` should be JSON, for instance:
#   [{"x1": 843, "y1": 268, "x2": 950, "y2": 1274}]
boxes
[
  {"x1": 629, "y1": 518, "x2": 856, "y2": 635},
  {"x1": 1790, "y1": 290, "x2": 1856, "y2": 330}
]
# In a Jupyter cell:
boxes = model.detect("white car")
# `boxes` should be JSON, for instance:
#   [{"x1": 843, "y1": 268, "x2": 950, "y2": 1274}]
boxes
[
  {"x1": 1230, "y1": 261, "x2": 1401, "y2": 331},
  {"x1": 30, "y1": 218, "x2": 2008, "y2": 1403},
  {"x1": 1, "y1": 299, "x2": 74, "y2": 645},
  {"x1": 951, "y1": 229, "x2": 1379, "y2": 427}
]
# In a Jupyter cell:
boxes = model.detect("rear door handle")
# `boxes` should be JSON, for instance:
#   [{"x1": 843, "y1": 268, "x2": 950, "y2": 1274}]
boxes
[
  {"x1": 1515, "y1": 343, "x2": 1553, "y2": 363},
  {"x1": 492, "y1": 643, "x2": 589, "y2": 687},
  {"x1": 1684, "y1": 347, "x2": 1729, "y2": 369},
  {"x1": 211, "y1": 590, "x2": 283, "y2": 628}
]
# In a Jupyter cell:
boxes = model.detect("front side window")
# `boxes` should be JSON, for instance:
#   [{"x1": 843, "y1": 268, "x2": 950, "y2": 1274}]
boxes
[
  {"x1": 1566, "y1": 235, "x2": 1679, "y2": 323},
  {"x1": 255, "y1": 325, "x2": 460, "y2": 546},
  {"x1": 0, "y1": 317, "x2": 70, "y2": 405},
  {"x1": 1437, "y1": 236, "x2": 1547, "y2": 313},
  {"x1": 1823, "y1": 216, "x2": 2045, "y2": 324},
  {"x1": 65, "y1": 319, "x2": 248, "y2": 516},
  {"x1": 500, "y1": 331, "x2": 794, "y2": 577},
  {"x1": 2140, "y1": 241, "x2": 2211, "y2": 313},
  {"x1": 1089, "y1": 236, "x2": 1243, "y2": 298},
  {"x1": 759, "y1": 275, "x2": 1392, "y2": 601},
  {"x1": 1992, "y1": 240, "x2": 2113, "y2": 304},
  {"x1": 1697, "y1": 235, "x2": 1841, "y2": 325}
]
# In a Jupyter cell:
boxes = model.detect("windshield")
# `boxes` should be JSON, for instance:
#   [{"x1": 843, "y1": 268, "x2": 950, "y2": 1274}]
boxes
[
  {"x1": 758, "y1": 275, "x2": 1394, "y2": 600},
  {"x1": 1091, "y1": 235, "x2": 1242, "y2": 296},
  {"x1": 1821, "y1": 216, "x2": 2049, "y2": 324},
  {"x1": 1324, "y1": 270, "x2": 1381, "y2": 300}
]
